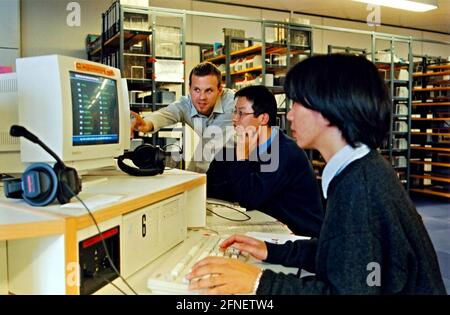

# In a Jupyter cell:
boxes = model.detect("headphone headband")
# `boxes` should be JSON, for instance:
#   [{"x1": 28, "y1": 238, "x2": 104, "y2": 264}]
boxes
[{"x1": 117, "y1": 144, "x2": 165, "y2": 177}]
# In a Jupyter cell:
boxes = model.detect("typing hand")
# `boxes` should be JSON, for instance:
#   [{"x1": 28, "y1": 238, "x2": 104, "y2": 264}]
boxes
[
  {"x1": 220, "y1": 234, "x2": 268, "y2": 261},
  {"x1": 186, "y1": 256, "x2": 262, "y2": 295}
]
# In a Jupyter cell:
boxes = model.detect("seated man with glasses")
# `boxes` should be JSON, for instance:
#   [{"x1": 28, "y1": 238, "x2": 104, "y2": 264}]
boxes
[{"x1": 206, "y1": 85, "x2": 324, "y2": 237}]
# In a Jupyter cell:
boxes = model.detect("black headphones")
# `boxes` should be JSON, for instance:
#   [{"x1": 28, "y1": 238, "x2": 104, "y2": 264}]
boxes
[
  {"x1": 117, "y1": 144, "x2": 166, "y2": 176},
  {"x1": 4, "y1": 125, "x2": 82, "y2": 207},
  {"x1": 4, "y1": 162, "x2": 82, "y2": 206}
]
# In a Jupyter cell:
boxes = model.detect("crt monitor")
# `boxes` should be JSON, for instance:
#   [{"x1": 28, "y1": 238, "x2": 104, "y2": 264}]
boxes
[
  {"x1": 16, "y1": 55, "x2": 130, "y2": 171},
  {"x1": 0, "y1": 72, "x2": 25, "y2": 174}
]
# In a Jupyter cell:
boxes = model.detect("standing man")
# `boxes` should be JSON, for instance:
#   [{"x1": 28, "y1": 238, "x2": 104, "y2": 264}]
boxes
[{"x1": 131, "y1": 62, "x2": 235, "y2": 172}]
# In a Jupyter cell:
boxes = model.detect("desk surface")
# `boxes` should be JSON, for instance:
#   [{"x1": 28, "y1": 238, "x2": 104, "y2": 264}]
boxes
[{"x1": 0, "y1": 169, "x2": 205, "y2": 240}]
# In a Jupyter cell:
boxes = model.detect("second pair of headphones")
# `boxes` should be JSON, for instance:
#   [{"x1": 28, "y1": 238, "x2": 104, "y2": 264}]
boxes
[
  {"x1": 4, "y1": 125, "x2": 82, "y2": 207},
  {"x1": 117, "y1": 144, "x2": 166, "y2": 176},
  {"x1": 4, "y1": 162, "x2": 82, "y2": 207}
]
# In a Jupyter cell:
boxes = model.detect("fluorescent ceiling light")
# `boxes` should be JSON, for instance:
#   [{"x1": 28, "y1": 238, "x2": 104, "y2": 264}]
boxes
[{"x1": 353, "y1": 0, "x2": 438, "y2": 12}]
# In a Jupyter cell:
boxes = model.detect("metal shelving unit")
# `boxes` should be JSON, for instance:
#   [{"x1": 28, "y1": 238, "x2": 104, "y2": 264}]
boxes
[
  {"x1": 410, "y1": 54, "x2": 450, "y2": 198},
  {"x1": 262, "y1": 21, "x2": 313, "y2": 133},
  {"x1": 371, "y1": 35, "x2": 413, "y2": 191},
  {"x1": 93, "y1": 2, "x2": 187, "y2": 168},
  {"x1": 327, "y1": 40, "x2": 414, "y2": 191},
  {"x1": 203, "y1": 20, "x2": 312, "y2": 133}
]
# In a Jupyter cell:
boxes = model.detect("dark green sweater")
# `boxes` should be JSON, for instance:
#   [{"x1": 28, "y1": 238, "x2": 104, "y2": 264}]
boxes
[{"x1": 257, "y1": 151, "x2": 446, "y2": 295}]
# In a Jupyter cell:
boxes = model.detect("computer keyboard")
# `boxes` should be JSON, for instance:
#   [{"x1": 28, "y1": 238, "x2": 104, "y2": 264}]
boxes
[
  {"x1": 147, "y1": 233, "x2": 250, "y2": 295},
  {"x1": 209, "y1": 221, "x2": 293, "y2": 235}
]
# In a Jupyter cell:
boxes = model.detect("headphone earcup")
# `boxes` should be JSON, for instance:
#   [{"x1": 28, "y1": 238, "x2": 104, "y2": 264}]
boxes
[
  {"x1": 117, "y1": 144, "x2": 165, "y2": 176},
  {"x1": 132, "y1": 144, "x2": 160, "y2": 169},
  {"x1": 21, "y1": 163, "x2": 58, "y2": 207},
  {"x1": 54, "y1": 164, "x2": 82, "y2": 204}
]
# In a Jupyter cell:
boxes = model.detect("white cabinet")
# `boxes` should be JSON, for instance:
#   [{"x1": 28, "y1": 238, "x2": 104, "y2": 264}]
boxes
[
  {"x1": 157, "y1": 194, "x2": 186, "y2": 251},
  {"x1": 121, "y1": 202, "x2": 160, "y2": 278},
  {"x1": 8, "y1": 235, "x2": 66, "y2": 295},
  {"x1": 122, "y1": 194, "x2": 186, "y2": 278},
  {"x1": 2, "y1": 170, "x2": 206, "y2": 294}
]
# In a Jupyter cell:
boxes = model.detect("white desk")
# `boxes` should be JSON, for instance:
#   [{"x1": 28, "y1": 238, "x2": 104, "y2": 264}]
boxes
[{"x1": 0, "y1": 169, "x2": 206, "y2": 295}]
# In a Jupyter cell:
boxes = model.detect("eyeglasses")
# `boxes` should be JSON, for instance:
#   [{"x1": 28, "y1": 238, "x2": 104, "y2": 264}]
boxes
[{"x1": 232, "y1": 109, "x2": 255, "y2": 118}]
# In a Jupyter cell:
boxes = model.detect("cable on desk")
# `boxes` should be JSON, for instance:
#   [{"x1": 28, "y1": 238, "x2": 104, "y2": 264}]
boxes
[
  {"x1": 63, "y1": 182, "x2": 138, "y2": 295},
  {"x1": 197, "y1": 227, "x2": 220, "y2": 235},
  {"x1": 0, "y1": 173, "x2": 14, "y2": 179},
  {"x1": 162, "y1": 143, "x2": 183, "y2": 154},
  {"x1": 0, "y1": 173, "x2": 14, "y2": 184},
  {"x1": 206, "y1": 202, "x2": 251, "y2": 222},
  {"x1": 100, "y1": 275, "x2": 128, "y2": 295}
]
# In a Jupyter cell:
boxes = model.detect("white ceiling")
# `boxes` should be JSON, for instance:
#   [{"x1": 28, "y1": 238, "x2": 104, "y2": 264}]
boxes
[{"x1": 204, "y1": 0, "x2": 450, "y2": 34}]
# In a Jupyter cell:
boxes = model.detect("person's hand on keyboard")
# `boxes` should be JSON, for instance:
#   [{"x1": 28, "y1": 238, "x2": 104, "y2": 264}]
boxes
[
  {"x1": 186, "y1": 257, "x2": 262, "y2": 295},
  {"x1": 220, "y1": 234, "x2": 268, "y2": 261}
]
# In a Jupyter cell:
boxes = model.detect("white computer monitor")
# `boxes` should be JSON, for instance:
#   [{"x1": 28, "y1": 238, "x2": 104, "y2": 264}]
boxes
[
  {"x1": 0, "y1": 72, "x2": 25, "y2": 174},
  {"x1": 16, "y1": 55, "x2": 130, "y2": 171}
]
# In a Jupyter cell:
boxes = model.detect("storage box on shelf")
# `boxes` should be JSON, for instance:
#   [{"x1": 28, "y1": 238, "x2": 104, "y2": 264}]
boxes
[
  {"x1": 410, "y1": 56, "x2": 450, "y2": 198},
  {"x1": 223, "y1": 28, "x2": 246, "y2": 53},
  {"x1": 154, "y1": 26, "x2": 182, "y2": 58}
]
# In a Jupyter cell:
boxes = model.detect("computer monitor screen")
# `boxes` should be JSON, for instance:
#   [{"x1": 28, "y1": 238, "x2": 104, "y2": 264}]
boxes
[
  {"x1": 17, "y1": 55, "x2": 130, "y2": 171},
  {"x1": 70, "y1": 72, "x2": 120, "y2": 146}
]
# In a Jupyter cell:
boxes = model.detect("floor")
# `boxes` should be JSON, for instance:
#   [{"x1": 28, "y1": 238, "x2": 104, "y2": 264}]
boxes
[{"x1": 412, "y1": 195, "x2": 450, "y2": 294}]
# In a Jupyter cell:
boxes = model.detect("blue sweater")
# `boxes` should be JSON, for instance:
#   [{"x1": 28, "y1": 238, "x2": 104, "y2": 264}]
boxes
[{"x1": 206, "y1": 131, "x2": 324, "y2": 237}]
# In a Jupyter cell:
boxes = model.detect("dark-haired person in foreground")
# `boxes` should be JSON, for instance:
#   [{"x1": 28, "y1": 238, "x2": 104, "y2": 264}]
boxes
[
  {"x1": 186, "y1": 54, "x2": 446, "y2": 294},
  {"x1": 206, "y1": 85, "x2": 323, "y2": 237}
]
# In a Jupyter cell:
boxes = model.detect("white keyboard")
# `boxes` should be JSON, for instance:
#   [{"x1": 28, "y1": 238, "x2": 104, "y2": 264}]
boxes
[
  {"x1": 209, "y1": 222, "x2": 292, "y2": 235},
  {"x1": 147, "y1": 233, "x2": 249, "y2": 295}
]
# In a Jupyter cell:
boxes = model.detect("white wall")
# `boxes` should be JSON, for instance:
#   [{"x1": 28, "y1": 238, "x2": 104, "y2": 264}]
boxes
[
  {"x1": 420, "y1": 32, "x2": 450, "y2": 57},
  {"x1": 19, "y1": 0, "x2": 449, "y2": 60},
  {"x1": 0, "y1": 0, "x2": 20, "y2": 70},
  {"x1": 148, "y1": 0, "x2": 450, "y2": 59},
  {"x1": 21, "y1": 0, "x2": 108, "y2": 58}
]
